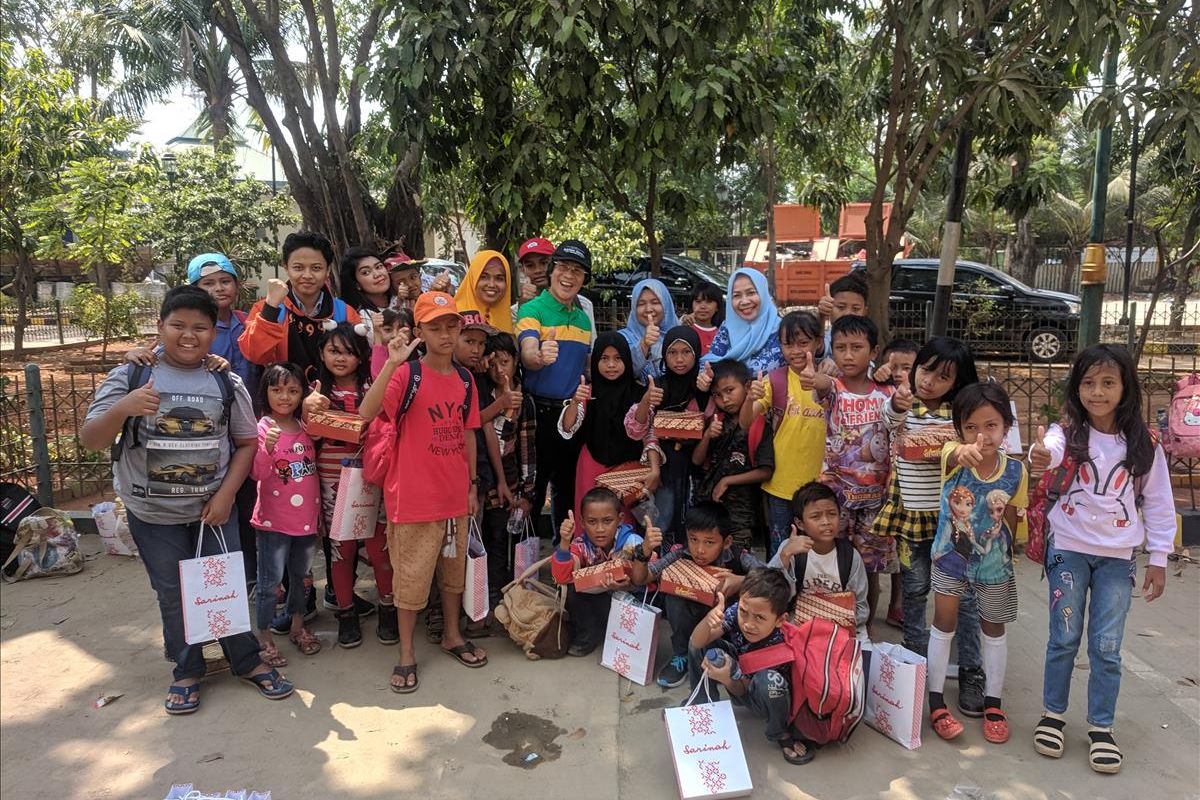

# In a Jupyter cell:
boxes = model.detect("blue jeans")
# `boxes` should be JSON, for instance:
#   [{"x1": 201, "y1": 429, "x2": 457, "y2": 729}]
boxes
[
  {"x1": 1043, "y1": 544, "x2": 1135, "y2": 727},
  {"x1": 126, "y1": 510, "x2": 262, "y2": 682},
  {"x1": 255, "y1": 530, "x2": 317, "y2": 630},
  {"x1": 899, "y1": 538, "x2": 981, "y2": 669},
  {"x1": 766, "y1": 494, "x2": 792, "y2": 558}
]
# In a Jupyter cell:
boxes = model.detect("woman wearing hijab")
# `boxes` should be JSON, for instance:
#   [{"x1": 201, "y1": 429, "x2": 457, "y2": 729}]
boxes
[
  {"x1": 625, "y1": 325, "x2": 707, "y2": 546},
  {"x1": 559, "y1": 332, "x2": 656, "y2": 522},
  {"x1": 618, "y1": 278, "x2": 680, "y2": 382},
  {"x1": 700, "y1": 267, "x2": 784, "y2": 376},
  {"x1": 455, "y1": 250, "x2": 514, "y2": 334}
]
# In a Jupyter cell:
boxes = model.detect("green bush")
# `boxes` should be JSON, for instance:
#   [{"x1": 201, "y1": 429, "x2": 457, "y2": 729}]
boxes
[{"x1": 67, "y1": 283, "x2": 141, "y2": 356}]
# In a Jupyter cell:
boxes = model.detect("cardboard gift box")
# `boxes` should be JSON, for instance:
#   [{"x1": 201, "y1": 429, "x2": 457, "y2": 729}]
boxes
[
  {"x1": 572, "y1": 560, "x2": 630, "y2": 594},
  {"x1": 653, "y1": 410, "x2": 706, "y2": 441},
  {"x1": 897, "y1": 424, "x2": 956, "y2": 463},
  {"x1": 659, "y1": 559, "x2": 722, "y2": 606},
  {"x1": 793, "y1": 591, "x2": 857, "y2": 629},
  {"x1": 595, "y1": 461, "x2": 652, "y2": 505},
  {"x1": 306, "y1": 410, "x2": 366, "y2": 443}
]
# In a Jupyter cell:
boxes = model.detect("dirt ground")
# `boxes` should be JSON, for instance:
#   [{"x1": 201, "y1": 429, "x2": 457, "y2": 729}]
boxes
[{"x1": 1, "y1": 534, "x2": 1197, "y2": 800}]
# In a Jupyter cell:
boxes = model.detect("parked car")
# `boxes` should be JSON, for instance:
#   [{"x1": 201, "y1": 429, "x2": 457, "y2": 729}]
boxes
[
  {"x1": 586, "y1": 254, "x2": 729, "y2": 313},
  {"x1": 852, "y1": 259, "x2": 1081, "y2": 362}
]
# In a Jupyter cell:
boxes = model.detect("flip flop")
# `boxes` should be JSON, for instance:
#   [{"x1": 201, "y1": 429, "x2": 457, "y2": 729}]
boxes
[
  {"x1": 391, "y1": 664, "x2": 419, "y2": 694},
  {"x1": 241, "y1": 668, "x2": 294, "y2": 700},
  {"x1": 442, "y1": 641, "x2": 488, "y2": 668},
  {"x1": 779, "y1": 737, "x2": 815, "y2": 765},
  {"x1": 164, "y1": 682, "x2": 200, "y2": 715}
]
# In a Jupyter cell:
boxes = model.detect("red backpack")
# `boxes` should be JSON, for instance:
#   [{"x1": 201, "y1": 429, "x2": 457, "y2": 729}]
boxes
[
  {"x1": 785, "y1": 618, "x2": 865, "y2": 745},
  {"x1": 361, "y1": 361, "x2": 473, "y2": 487}
]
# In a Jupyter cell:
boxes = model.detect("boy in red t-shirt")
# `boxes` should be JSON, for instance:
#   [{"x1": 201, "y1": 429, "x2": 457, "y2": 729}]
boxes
[{"x1": 360, "y1": 292, "x2": 486, "y2": 693}]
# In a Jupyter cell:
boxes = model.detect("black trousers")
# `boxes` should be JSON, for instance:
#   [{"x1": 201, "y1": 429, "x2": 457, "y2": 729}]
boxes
[{"x1": 530, "y1": 398, "x2": 582, "y2": 536}]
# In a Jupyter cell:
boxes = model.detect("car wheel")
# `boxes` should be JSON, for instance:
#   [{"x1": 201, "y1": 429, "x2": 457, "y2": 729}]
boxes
[{"x1": 1027, "y1": 327, "x2": 1065, "y2": 363}]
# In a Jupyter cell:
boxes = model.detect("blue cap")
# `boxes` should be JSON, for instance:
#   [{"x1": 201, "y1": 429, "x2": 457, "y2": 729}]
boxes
[{"x1": 186, "y1": 253, "x2": 237, "y2": 284}]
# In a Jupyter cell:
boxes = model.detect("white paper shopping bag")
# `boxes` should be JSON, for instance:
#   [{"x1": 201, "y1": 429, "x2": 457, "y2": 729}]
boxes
[
  {"x1": 864, "y1": 641, "x2": 926, "y2": 749},
  {"x1": 600, "y1": 590, "x2": 661, "y2": 685},
  {"x1": 329, "y1": 460, "x2": 380, "y2": 541},
  {"x1": 463, "y1": 518, "x2": 489, "y2": 622},
  {"x1": 663, "y1": 677, "x2": 753, "y2": 799},
  {"x1": 512, "y1": 516, "x2": 539, "y2": 582},
  {"x1": 179, "y1": 524, "x2": 251, "y2": 645}
]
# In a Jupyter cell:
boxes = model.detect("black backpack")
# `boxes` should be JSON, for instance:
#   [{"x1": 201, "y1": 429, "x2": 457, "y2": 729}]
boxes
[
  {"x1": 0, "y1": 482, "x2": 41, "y2": 576},
  {"x1": 110, "y1": 364, "x2": 235, "y2": 462}
]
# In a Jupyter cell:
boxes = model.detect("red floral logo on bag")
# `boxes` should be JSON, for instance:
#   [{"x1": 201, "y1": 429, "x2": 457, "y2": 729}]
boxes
[
  {"x1": 619, "y1": 604, "x2": 639, "y2": 634},
  {"x1": 201, "y1": 557, "x2": 227, "y2": 589},
  {"x1": 879, "y1": 654, "x2": 896, "y2": 690},
  {"x1": 206, "y1": 609, "x2": 232, "y2": 638},
  {"x1": 873, "y1": 707, "x2": 893, "y2": 736},
  {"x1": 698, "y1": 760, "x2": 727, "y2": 793},
  {"x1": 686, "y1": 704, "x2": 715, "y2": 737},
  {"x1": 611, "y1": 651, "x2": 631, "y2": 676}
]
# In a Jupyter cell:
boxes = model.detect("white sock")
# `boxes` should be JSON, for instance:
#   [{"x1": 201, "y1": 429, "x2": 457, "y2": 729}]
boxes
[
  {"x1": 928, "y1": 626, "x2": 954, "y2": 695},
  {"x1": 982, "y1": 632, "x2": 1007, "y2": 700}
]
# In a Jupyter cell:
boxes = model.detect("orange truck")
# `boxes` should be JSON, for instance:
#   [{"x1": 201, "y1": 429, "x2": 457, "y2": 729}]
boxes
[{"x1": 743, "y1": 202, "x2": 906, "y2": 305}]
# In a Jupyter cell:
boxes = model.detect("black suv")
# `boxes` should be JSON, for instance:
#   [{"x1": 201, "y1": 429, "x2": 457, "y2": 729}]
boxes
[
  {"x1": 587, "y1": 254, "x2": 728, "y2": 313},
  {"x1": 854, "y1": 259, "x2": 1081, "y2": 362}
]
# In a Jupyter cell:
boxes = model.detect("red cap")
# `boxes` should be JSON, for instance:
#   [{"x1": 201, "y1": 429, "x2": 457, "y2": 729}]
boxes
[
  {"x1": 518, "y1": 237, "x2": 555, "y2": 262},
  {"x1": 385, "y1": 253, "x2": 415, "y2": 272}
]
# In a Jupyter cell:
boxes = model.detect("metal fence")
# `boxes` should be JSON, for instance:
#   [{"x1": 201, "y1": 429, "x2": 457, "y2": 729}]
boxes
[{"x1": 0, "y1": 300, "x2": 159, "y2": 350}]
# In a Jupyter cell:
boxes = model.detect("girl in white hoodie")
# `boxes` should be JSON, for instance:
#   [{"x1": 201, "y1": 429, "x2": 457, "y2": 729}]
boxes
[{"x1": 1029, "y1": 344, "x2": 1174, "y2": 775}]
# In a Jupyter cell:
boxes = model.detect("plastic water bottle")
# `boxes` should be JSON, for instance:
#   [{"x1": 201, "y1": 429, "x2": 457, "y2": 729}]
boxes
[
  {"x1": 705, "y1": 648, "x2": 742, "y2": 680},
  {"x1": 506, "y1": 506, "x2": 526, "y2": 537}
]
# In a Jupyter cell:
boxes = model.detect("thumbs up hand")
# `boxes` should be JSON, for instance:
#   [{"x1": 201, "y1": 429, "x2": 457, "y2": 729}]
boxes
[
  {"x1": 1029, "y1": 425, "x2": 1051, "y2": 474},
  {"x1": 265, "y1": 422, "x2": 282, "y2": 453},
  {"x1": 643, "y1": 375, "x2": 664, "y2": 407},
  {"x1": 817, "y1": 282, "x2": 834, "y2": 317},
  {"x1": 956, "y1": 433, "x2": 986, "y2": 469},
  {"x1": 704, "y1": 413, "x2": 724, "y2": 440},
  {"x1": 573, "y1": 374, "x2": 591, "y2": 404},
  {"x1": 783, "y1": 523, "x2": 814, "y2": 560},
  {"x1": 559, "y1": 510, "x2": 576, "y2": 548},
  {"x1": 642, "y1": 316, "x2": 661, "y2": 355},
  {"x1": 430, "y1": 270, "x2": 452, "y2": 293},
  {"x1": 122, "y1": 376, "x2": 160, "y2": 416},
  {"x1": 704, "y1": 591, "x2": 728, "y2": 636},
  {"x1": 893, "y1": 379, "x2": 914, "y2": 413},
  {"x1": 641, "y1": 515, "x2": 662, "y2": 557},
  {"x1": 540, "y1": 327, "x2": 559, "y2": 366},
  {"x1": 499, "y1": 372, "x2": 522, "y2": 417},
  {"x1": 265, "y1": 278, "x2": 289, "y2": 307},
  {"x1": 696, "y1": 362, "x2": 714, "y2": 392},
  {"x1": 749, "y1": 370, "x2": 768, "y2": 403},
  {"x1": 303, "y1": 380, "x2": 330, "y2": 417},
  {"x1": 798, "y1": 351, "x2": 817, "y2": 390}
]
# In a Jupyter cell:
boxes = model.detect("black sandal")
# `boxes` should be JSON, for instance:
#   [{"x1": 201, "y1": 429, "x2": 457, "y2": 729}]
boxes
[
  {"x1": 1088, "y1": 728, "x2": 1122, "y2": 774},
  {"x1": 1034, "y1": 713, "x2": 1067, "y2": 758},
  {"x1": 779, "y1": 737, "x2": 815, "y2": 765},
  {"x1": 391, "y1": 664, "x2": 419, "y2": 694},
  {"x1": 442, "y1": 641, "x2": 488, "y2": 668}
]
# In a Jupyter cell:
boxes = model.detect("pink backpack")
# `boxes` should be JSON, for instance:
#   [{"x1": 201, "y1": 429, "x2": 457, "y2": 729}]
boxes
[{"x1": 1166, "y1": 374, "x2": 1200, "y2": 459}]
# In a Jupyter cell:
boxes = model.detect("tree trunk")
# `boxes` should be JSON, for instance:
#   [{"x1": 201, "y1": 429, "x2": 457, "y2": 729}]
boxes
[
  {"x1": 647, "y1": 170, "x2": 661, "y2": 276},
  {"x1": 1060, "y1": 247, "x2": 1078, "y2": 294},
  {"x1": 12, "y1": 240, "x2": 31, "y2": 356},
  {"x1": 1168, "y1": 207, "x2": 1199, "y2": 333},
  {"x1": 1008, "y1": 212, "x2": 1037, "y2": 286},
  {"x1": 765, "y1": 135, "x2": 777, "y2": 300}
]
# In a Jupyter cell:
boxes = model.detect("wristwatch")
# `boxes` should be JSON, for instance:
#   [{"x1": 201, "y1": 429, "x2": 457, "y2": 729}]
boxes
[{"x1": 634, "y1": 548, "x2": 652, "y2": 563}]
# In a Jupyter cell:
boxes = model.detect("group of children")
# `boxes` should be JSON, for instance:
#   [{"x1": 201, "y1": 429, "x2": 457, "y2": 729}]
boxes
[{"x1": 81, "y1": 242, "x2": 1175, "y2": 777}]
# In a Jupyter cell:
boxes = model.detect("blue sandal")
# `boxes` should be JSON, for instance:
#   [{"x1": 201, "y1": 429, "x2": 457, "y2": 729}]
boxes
[
  {"x1": 240, "y1": 668, "x2": 294, "y2": 700},
  {"x1": 164, "y1": 682, "x2": 200, "y2": 715}
]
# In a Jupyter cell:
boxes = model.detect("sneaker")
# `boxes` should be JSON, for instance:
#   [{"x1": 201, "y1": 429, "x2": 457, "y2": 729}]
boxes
[
  {"x1": 268, "y1": 611, "x2": 291, "y2": 636},
  {"x1": 323, "y1": 586, "x2": 376, "y2": 617},
  {"x1": 567, "y1": 641, "x2": 596, "y2": 657},
  {"x1": 354, "y1": 593, "x2": 376, "y2": 618},
  {"x1": 957, "y1": 666, "x2": 986, "y2": 718},
  {"x1": 323, "y1": 585, "x2": 340, "y2": 610},
  {"x1": 336, "y1": 611, "x2": 363, "y2": 649},
  {"x1": 657, "y1": 655, "x2": 689, "y2": 688}
]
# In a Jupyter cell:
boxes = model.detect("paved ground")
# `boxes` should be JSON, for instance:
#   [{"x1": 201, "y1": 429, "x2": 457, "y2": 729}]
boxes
[{"x1": 1, "y1": 536, "x2": 1197, "y2": 800}]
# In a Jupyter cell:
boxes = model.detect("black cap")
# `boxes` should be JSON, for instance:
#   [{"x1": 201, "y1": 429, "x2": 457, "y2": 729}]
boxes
[{"x1": 551, "y1": 239, "x2": 592, "y2": 278}]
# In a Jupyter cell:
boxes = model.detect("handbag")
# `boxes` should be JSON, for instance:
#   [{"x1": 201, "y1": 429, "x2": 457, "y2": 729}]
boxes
[
  {"x1": 512, "y1": 514, "x2": 540, "y2": 581},
  {"x1": 600, "y1": 589, "x2": 661, "y2": 685},
  {"x1": 663, "y1": 676, "x2": 754, "y2": 799},
  {"x1": 178, "y1": 523, "x2": 251, "y2": 644},
  {"x1": 1, "y1": 508, "x2": 83, "y2": 582},
  {"x1": 329, "y1": 457, "x2": 381, "y2": 541},
  {"x1": 494, "y1": 556, "x2": 571, "y2": 660},
  {"x1": 864, "y1": 641, "x2": 927, "y2": 750},
  {"x1": 463, "y1": 517, "x2": 489, "y2": 622}
]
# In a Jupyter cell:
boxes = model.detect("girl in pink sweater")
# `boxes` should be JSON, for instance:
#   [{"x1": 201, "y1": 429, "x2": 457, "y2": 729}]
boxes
[
  {"x1": 252, "y1": 362, "x2": 322, "y2": 666},
  {"x1": 1029, "y1": 344, "x2": 1174, "y2": 774}
]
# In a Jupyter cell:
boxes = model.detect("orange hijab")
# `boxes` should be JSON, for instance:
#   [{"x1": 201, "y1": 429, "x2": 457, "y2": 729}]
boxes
[{"x1": 455, "y1": 250, "x2": 513, "y2": 333}]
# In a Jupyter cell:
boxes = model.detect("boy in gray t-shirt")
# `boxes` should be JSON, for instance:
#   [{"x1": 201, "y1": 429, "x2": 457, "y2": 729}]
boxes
[{"x1": 82, "y1": 286, "x2": 293, "y2": 714}]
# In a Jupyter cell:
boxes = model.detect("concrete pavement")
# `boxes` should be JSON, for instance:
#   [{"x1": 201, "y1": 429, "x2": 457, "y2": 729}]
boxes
[{"x1": 1, "y1": 535, "x2": 1197, "y2": 800}]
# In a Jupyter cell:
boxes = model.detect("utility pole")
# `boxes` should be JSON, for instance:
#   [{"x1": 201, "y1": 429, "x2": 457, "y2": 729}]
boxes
[
  {"x1": 1121, "y1": 121, "x2": 1139, "y2": 329},
  {"x1": 930, "y1": 128, "x2": 974, "y2": 336},
  {"x1": 1080, "y1": 40, "x2": 1120, "y2": 348}
]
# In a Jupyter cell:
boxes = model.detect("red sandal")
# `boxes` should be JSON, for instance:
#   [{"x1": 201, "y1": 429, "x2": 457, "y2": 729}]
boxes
[
  {"x1": 983, "y1": 707, "x2": 1010, "y2": 743},
  {"x1": 931, "y1": 707, "x2": 964, "y2": 741}
]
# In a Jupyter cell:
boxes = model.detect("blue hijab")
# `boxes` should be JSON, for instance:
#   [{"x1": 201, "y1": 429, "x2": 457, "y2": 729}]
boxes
[
  {"x1": 702, "y1": 268, "x2": 781, "y2": 365},
  {"x1": 619, "y1": 278, "x2": 679, "y2": 380}
]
